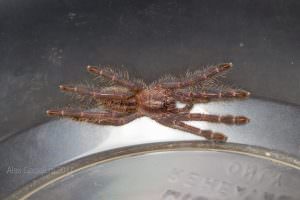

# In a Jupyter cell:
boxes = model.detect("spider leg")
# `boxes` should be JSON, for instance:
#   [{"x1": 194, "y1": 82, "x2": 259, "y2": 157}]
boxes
[
  {"x1": 155, "y1": 116, "x2": 227, "y2": 142},
  {"x1": 172, "y1": 103, "x2": 194, "y2": 113},
  {"x1": 59, "y1": 85, "x2": 134, "y2": 100},
  {"x1": 176, "y1": 113, "x2": 249, "y2": 125},
  {"x1": 46, "y1": 110, "x2": 139, "y2": 125},
  {"x1": 174, "y1": 90, "x2": 250, "y2": 103},
  {"x1": 87, "y1": 66, "x2": 143, "y2": 91},
  {"x1": 157, "y1": 63, "x2": 232, "y2": 89}
]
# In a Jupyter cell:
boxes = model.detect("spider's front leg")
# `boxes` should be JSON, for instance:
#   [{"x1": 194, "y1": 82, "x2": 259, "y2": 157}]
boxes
[
  {"x1": 46, "y1": 110, "x2": 139, "y2": 125},
  {"x1": 154, "y1": 116, "x2": 227, "y2": 142},
  {"x1": 87, "y1": 66, "x2": 143, "y2": 91},
  {"x1": 157, "y1": 63, "x2": 232, "y2": 89}
]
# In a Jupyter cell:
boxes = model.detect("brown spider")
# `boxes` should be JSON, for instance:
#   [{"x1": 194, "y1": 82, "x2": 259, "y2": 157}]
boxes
[{"x1": 47, "y1": 63, "x2": 250, "y2": 142}]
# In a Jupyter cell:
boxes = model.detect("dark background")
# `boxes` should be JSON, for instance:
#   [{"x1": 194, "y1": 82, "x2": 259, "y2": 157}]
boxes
[{"x1": 0, "y1": 0, "x2": 299, "y2": 141}]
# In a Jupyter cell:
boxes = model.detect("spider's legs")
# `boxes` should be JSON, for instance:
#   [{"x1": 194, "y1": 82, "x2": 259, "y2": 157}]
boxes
[
  {"x1": 59, "y1": 85, "x2": 134, "y2": 100},
  {"x1": 87, "y1": 66, "x2": 143, "y2": 91},
  {"x1": 46, "y1": 110, "x2": 139, "y2": 125},
  {"x1": 174, "y1": 90, "x2": 250, "y2": 103},
  {"x1": 155, "y1": 117, "x2": 227, "y2": 142},
  {"x1": 157, "y1": 63, "x2": 232, "y2": 89},
  {"x1": 176, "y1": 113, "x2": 249, "y2": 125}
]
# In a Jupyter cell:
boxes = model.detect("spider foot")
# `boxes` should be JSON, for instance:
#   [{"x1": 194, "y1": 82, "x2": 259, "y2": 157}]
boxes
[{"x1": 200, "y1": 130, "x2": 228, "y2": 142}]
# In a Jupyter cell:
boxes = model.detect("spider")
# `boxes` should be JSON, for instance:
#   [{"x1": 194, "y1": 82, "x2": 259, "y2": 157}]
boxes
[{"x1": 47, "y1": 63, "x2": 250, "y2": 142}]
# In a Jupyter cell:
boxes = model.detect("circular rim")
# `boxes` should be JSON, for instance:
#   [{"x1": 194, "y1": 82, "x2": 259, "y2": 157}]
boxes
[{"x1": 6, "y1": 141, "x2": 300, "y2": 200}]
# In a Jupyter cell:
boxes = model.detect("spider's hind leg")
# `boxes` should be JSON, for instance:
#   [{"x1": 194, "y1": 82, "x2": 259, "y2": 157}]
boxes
[
  {"x1": 59, "y1": 85, "x2": 134, "y2": 100},
  {"x1": 154, "y1": 116, "x2": 227, "y2": 142},
  {"x1": 46, "y1": 110, "x2": 139, "y2": 125},
  {"x1": 173, "y1": 103, "x2": 194, "y2": 113},
  {"x1": 176, "y1": 113, "x2": 249, "y2": 125},
  {"x1": 174, "y1": 89, "x2": 250, "y2": 103}
]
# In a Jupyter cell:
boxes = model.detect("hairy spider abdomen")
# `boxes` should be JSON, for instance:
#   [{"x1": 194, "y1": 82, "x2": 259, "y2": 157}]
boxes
[{"x1": 136, "y1": 88, "x2": 176, "y2": 112}]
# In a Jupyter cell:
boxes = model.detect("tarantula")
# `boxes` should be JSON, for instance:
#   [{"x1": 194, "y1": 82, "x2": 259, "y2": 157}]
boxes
[{"x1": 47, "y1": 63, "x2": 250, "y2": 142}]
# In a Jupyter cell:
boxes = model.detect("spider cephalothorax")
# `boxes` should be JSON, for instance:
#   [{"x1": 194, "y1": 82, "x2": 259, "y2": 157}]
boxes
[
  {"x1": 136, "y1": 88, "x2": 177, "y2": 112},
  {"x1": 47, "y1": 63, "x2": 250, "y2": 142}
]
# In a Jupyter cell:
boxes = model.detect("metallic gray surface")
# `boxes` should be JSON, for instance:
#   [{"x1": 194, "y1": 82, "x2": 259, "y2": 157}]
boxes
[
  {"x1": 27, "y1": 151, "x2": 300, "y2": 200},
  {"x1": 1, "y1": 98, "x2": 300, "y2": 199}
]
